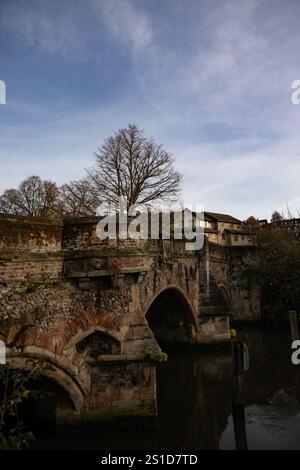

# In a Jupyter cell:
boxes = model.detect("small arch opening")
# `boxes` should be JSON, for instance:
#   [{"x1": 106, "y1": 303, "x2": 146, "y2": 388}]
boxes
[
  {"x1": 204, "y1": 276, "x2": 231, "y2": 316},
  {"x1": 218, "y1": 285, "x2": 231, "y2": 314},
  {"x1": 76, "y1": 331, "x2": 120, "y2": 358}
]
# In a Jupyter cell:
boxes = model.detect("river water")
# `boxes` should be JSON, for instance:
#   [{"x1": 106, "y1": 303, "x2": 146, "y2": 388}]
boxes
[{"x1": 30, "y1": 326, "x2": 300, "y2": 450}]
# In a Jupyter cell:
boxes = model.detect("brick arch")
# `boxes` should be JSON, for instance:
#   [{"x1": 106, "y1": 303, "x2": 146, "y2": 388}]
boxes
[
  {"x1": 144, "y1": 286, "x2": 200, "y2": 346},
  {"x1": 6, "y1": 351, "x2": 85, "y2": 412}
]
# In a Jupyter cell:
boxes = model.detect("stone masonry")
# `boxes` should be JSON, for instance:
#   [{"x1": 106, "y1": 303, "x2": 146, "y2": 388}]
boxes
[{"x1": 0, "y1": 214, "x2": 260, "y2": 427}]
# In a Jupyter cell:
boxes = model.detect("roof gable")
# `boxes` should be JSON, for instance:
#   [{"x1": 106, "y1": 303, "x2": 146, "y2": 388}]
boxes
[{"x1": 204, "y1": 211, "x2": 241, "y2": 224}]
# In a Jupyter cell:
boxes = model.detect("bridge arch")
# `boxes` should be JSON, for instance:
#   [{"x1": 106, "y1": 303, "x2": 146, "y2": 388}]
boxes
[
  {"x1": 144, "y1": 286, "x2": 199, "y2": 347},
  {"x1": 6, "y1": 351, "x2": 85, "y2": 412}
]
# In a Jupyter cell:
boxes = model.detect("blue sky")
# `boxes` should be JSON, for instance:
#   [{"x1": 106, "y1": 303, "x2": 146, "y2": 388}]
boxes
[{"x1": 0, "y1": 0, "x2": 300, "y2": 219}]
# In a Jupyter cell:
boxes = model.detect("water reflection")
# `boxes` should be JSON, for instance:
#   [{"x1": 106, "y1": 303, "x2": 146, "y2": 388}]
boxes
[
  {"x1": 221, "y1": 327, "x2": 300, "y2": 450},
  {"x1": 30, "y1": 326, "x2": 300, "y2": 450}
]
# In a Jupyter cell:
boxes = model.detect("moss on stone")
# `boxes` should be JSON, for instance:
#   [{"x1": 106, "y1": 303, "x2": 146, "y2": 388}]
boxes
[
  {"x1": 146, "y1": 351, "x2": 168, "y2": 363},
  {"x1": 0, "y1": 253, "x2": 13, "y2": 261},
  {"x1": 62, "y1": 247, "x2": 154, "y2": 259},
  {"x1": 26, "y1": 282, "x2": 41, "y2": 293},
  {"x1": 49, "y1": 251, "x2": 65, "y2": 258}
]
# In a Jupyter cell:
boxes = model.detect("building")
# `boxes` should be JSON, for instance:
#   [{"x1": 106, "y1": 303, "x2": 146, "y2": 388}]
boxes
[
  {"x1": 259, "y1": 219, "x2": 268, "y2": 226},
  {"x1": 187, "y1": 210, "x2": 255, "y2": 246},
  {"x1": 277, "y1": 218, "x2": 300, "y2": 237}
]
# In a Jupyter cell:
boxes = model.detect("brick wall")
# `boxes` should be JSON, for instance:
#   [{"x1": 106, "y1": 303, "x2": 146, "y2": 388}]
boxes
[{"x1": 0, "y1": 214, "x2": 62, "y2": 253}]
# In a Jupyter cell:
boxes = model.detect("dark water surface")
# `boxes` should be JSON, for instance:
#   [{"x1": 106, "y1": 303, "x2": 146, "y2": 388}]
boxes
[{"x1": 31, "y1": 326, "x2": 300, "y2": 450}]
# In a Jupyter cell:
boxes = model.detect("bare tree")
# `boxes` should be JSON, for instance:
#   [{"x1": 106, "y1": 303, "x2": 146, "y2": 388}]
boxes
[
  {"x1": 59, "y1": 178, "x2": 101, "y2": 216},
  {"x1": 284, "y1": 204, "x2": 294, "y2": 220},
  {"x1": 87, "y1": 124, "x2": 182, "y2": 209},
  {"x1": 0, "y1": 176, "x2": 60, "y2": 218}
]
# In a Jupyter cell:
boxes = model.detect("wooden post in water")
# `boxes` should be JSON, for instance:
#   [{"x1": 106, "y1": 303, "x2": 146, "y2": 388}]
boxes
[
  {"x1": 231, "y1": 340, "x2": 249, "y2": 450},
  {"x1": 289, "y1": 310, "x2": 299, "y2": 341}
]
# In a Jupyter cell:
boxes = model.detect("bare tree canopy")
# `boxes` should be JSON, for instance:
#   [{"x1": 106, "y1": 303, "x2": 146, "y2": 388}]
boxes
[
  {"x1": 59, "y1": 178, "x2": 101, "y2": 217},
  {"x1": 88, "y1": 124, "x2": 182, "y2": 209},
  {"x1": 0, "y1": 176, "x2": 60, "y2": 218}
]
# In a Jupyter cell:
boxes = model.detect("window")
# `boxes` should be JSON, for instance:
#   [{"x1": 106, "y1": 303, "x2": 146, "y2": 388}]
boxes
[{"x1": 234, "y1": 234, "x2": 238, "y2": 241}]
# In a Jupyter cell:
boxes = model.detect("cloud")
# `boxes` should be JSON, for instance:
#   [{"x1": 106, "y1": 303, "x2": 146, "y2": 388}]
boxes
[
  {"x1": 92, "y1": 0, "x2": 153, "y2": 51},
  {"x1": 1, "y1": 0, "x2": 300, "y2": 220},
  {"x1": 175, "y1": 134, "x2": 300, "y2": 220},
  {"x1": 125, "y1": 0, "x2": 300, "y2": 131},
  {"x1": 0, "y1": 0, "x2": 153, "y2": 60},
  {"x1": 0, "y1": 95, "x2": 161, "y2": 190},
  {"x1": 0, "y1": 0, "x2": 92, "y2": 60}
]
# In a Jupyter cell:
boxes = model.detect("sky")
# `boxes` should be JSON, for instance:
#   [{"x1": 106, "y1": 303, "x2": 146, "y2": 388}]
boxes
[{"x1": 0, "y1": 0, "x2": 300, "y2": 220}]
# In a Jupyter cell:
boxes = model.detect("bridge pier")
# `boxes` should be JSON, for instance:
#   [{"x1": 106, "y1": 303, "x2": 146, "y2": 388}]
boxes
[{"x1": 84, "y1": 360, "x2": 157, "y2": 426}]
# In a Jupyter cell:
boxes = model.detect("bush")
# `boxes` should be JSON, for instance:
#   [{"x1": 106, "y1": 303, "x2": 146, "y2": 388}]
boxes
[
  {"x1": 0, "y1": 366, "x2": 41, "y2": 449},
  {"x1": 246, "y1": 227, "x2": 300, "y2": 319}
]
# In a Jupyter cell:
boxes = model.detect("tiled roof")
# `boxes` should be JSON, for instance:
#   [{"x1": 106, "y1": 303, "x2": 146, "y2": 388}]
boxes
[{"x1": 204, "y1": 212, "x2": 241, "y2": 224}]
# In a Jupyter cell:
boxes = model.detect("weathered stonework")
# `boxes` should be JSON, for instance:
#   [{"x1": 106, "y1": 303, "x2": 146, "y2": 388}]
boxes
[
  {"x1": 0, "y1": 214, "x2": 259, "y2": 427},
  {"x1": 198, "y1": 241, "x2": 260, "y2": 322}
]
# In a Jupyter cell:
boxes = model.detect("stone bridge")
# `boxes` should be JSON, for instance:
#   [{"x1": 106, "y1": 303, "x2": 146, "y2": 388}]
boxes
[{"x1": 0, "y1": 215, "x2": 259, "y2": 428}]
